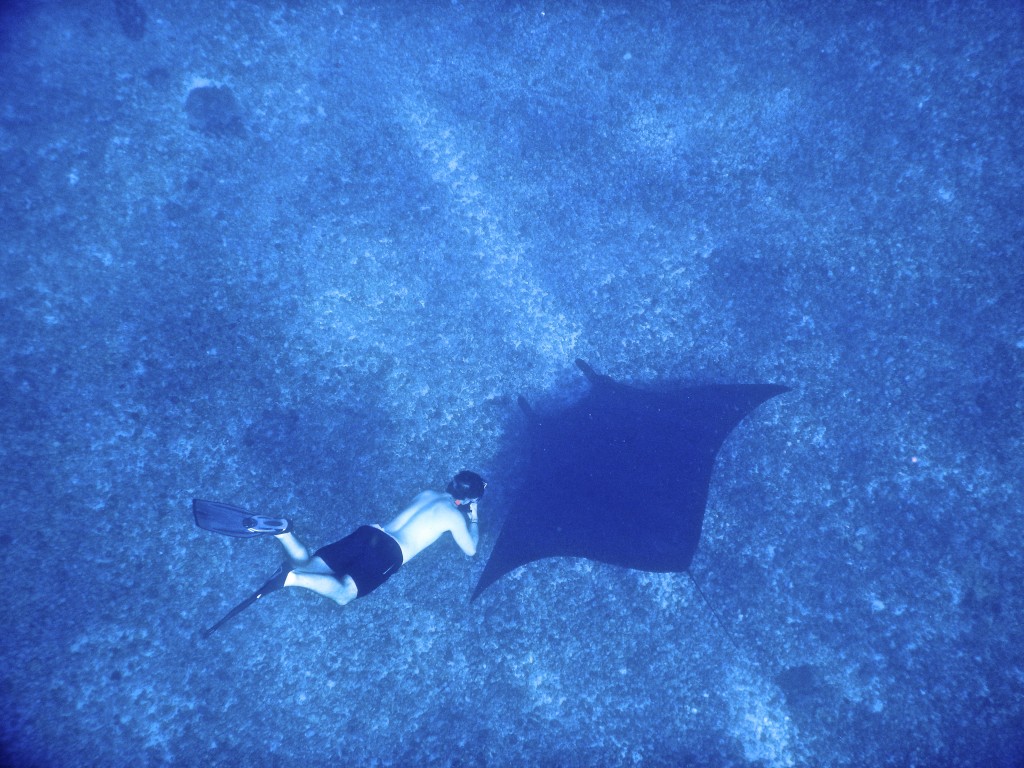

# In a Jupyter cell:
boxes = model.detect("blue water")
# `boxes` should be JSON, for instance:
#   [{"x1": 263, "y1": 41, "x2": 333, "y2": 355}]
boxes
[{"x1": 2, "y1": 1, "x2": 1021, "y2": 766}]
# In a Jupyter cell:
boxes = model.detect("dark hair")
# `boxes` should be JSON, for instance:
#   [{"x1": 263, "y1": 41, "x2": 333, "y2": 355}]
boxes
[{"x1": 446, "y1": 470, "x2": 486, "y2": 501}]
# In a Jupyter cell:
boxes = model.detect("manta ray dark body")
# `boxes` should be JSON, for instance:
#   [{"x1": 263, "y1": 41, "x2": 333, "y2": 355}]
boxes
[{"x1": 472, "y1": 360, "x2": 787, "y2": 600}]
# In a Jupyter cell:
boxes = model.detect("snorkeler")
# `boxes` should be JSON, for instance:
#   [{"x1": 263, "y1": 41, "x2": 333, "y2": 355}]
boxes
[{"x1": 193, "y1": 471, "x2": 485, "y2": 636}]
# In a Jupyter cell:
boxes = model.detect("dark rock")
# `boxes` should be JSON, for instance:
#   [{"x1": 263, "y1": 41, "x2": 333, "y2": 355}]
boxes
[
  {"x1": 144, "y1": 66, "x2": 171, "y2": 89},
  {"x1": 114, "y1": 0, "x2": 146, "y2": 41},
  {"x1": 185, "y1": 85, "x2": 245, "y2": 138},
  {"x1": 774, "y1": 664, "x2": 826, "y2": 709}
]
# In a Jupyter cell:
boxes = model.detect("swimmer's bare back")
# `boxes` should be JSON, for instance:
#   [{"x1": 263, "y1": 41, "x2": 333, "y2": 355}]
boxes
[{"x1": 383, "y1": 490, "x2": 478, "y2": 563}]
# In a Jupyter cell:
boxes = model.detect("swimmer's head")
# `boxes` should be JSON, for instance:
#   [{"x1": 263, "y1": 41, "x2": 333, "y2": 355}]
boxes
[{"x1": 447, "y1": 470, "x2": 486, "y2": 504}]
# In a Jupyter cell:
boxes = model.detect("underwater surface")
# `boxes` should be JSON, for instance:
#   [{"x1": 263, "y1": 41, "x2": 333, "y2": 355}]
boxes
[{"x1": 1, "y1": 1, "x2": 1022, "y2": 766}]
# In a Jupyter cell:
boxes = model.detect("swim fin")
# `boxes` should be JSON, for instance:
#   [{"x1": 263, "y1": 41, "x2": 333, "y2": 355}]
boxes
[
  {"x1": 192, "y1": 499, "x2": 291, "y2": 538},
  {"x1": 202, "y1": 563, "x2": 292, "y2": 638}
]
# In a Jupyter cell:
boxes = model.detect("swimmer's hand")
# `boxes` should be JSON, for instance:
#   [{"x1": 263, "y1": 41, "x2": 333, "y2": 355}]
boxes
[{"x1": 467, "y1": 501, "x2": 479, "y2": 523}]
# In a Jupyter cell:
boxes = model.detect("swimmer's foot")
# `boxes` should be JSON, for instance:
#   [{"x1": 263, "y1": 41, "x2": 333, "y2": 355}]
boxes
[{"x1": 242, "y1": 515, "x2": 293, "y2": 535}]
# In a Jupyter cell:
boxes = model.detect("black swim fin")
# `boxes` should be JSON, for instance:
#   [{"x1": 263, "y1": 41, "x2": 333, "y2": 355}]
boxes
[
  {"x1": 192, "y1": 499, "x2": 291, "y2": 538},
  {"x1": 202, "y1": 564, "x2": 292, "y2": 638}
]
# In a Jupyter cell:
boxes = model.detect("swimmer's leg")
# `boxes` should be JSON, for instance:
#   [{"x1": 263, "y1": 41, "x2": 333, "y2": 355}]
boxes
[
  {"x1": 285, "y1": 568, "x2": 358, "y2": 606},
  {"x1": 274, "y1": 531, "x2": 312, "y2": 566}
]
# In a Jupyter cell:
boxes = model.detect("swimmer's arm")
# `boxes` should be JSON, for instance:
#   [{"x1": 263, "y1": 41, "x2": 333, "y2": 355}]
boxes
[
  {"x1": 450, "y1": 515, "x2": 478, "y2": 557},
  {"x1": 466, "y1": 502, "x2": 479, "y2": 553}
]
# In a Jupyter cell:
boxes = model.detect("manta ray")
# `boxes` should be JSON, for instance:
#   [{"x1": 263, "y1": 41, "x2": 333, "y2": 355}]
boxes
[{"x1": 472, "y1": 360, "x2": 788, "y2": 599}]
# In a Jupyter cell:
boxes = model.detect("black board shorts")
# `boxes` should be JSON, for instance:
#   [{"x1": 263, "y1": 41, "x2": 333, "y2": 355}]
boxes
[{"x1": 314, "y1": 526, "x2": 404, "y2": 597}]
